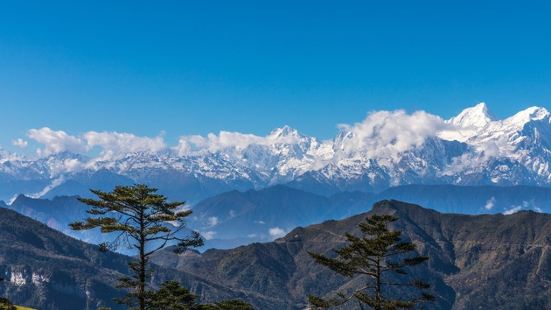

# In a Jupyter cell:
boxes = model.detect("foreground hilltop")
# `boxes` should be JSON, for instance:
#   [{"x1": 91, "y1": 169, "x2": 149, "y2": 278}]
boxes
[
  {"x1": 1, "y1": 199, "x2": 550, "y2": 309},
  {"x1": 0, "y1": 207, "x2": 250, "y2": 310}
]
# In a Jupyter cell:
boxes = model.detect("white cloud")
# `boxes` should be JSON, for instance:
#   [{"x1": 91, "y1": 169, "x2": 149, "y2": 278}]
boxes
[
  {"x1": 23, "y1": 125, "x2": 309, "y2": 159},
  {"x1": 335, "y1": 110, "x2": 449, "y2": 161},
  {"x1": 201, "y1": 231, "x2": 216, "y2": 240},
  {"x1": 206, "y1": 216, "x2": 219, "y2": 227},
  {"x1": 28, "y1": 127, "x2": 85, "y2": 156},
  {"x1": 443, "y1": 152, "x2": 485, "y2": 176},
  {"x1": 175, "y1": 131, "x2": 265, "y2": 155},
  {"x1": 19, "y1": 110, "x2": 456, "y2": 162},
  {"x1": 12, "y1": 138, "x2": 28, "y2": 148},
  {"x1": 84, "y1": 131, "x2": 166, "y2": 159},
  {"x1": 27, "y1": 128, "x2": 166, "y2": 159},
  {"x1": 269, "y1": 227, "x2": 286, "y2": 239},
  {"x1": 63, "y1": 158, "x2": 82, "y2": 171},
  {"x1": 29, "y1": 177, "x2": 66, "y2": 198},
  {"x1": 47, "y1": 158, "x2": 84, "y2": 176},
  {"x1": 503, "y1": 206, "x2": 523, "y2": 215},
  {"x1": 484, "y1": 197, "x2": 496, "y2": 210},
  {"x1": 443, "y1": 135, "x2": 513, "y2": 176},
  {"x1": 475, "y1": 135, "x2": 513, "y2": 157},
  {"x1": 502, "y1": 201, "x2": 538, "y2": 215},
  {"x1": 174, "y1": 127, "x2": 306, "y2": 156}
]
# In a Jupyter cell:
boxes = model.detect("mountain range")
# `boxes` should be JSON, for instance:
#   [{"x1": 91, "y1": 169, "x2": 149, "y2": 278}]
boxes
[
  {"x1": 151, "y1": 199, "x2": 551, "y2": 309},
  {"x1": 4, "y1": 184, "x2": 550, "y2": 251},
  {"x1": 1, "y1": 103, "x2": 551, "y2": 202},
  {"x1": 3, "y1": 199, "x2": 548, "y2": 309}
]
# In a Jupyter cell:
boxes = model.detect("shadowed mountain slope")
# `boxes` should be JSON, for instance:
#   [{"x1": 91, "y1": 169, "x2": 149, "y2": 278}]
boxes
[
  {"x1": 153, "y1": 200, "x2": 551, "y2": 309},
  {"x1": 0, "y1": 208, "x2": 266, "y2": 310}
]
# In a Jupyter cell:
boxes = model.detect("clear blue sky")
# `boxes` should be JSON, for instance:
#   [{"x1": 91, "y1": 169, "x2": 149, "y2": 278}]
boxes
[{"x1": 1, "y1": 1, "x2": 550, "y2": 149}]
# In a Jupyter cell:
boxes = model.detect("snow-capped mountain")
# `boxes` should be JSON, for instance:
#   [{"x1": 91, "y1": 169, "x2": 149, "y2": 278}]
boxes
[{"x1": 1, "y1": 103, "x2": 550, "y2": 201}]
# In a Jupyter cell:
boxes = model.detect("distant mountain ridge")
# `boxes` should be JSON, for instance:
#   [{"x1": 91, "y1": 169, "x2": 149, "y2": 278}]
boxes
[
  {"x1": 152, "y1": 200, "x2": 551, "y2": 309},
  {"x1": 7, "y1": 184, "x2": 549, "y2": 251},
  {"x1": 1, "y1": 104, "x2": 551, "y2": 202},
  {"x1": 188, "y1": 184, "x2": 551, "y2": 248}
]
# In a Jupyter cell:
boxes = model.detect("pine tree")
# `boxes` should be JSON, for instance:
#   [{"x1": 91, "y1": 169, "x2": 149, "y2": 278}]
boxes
[
  {"x1": 147, "y1": 281, "x2": 197, "y2": 310},
  {"x1": 70, "y1": 184, "x2": 203, "y2": 310},
  {"x1": 147, "y1": 281, "x2": 254, "y2": 310},
  {"x1": 308, "y1": 213, "x2": 434, "y2": 309},
  {"x1": 199, "y1": 300, "x2": 254, "y2": 310}
]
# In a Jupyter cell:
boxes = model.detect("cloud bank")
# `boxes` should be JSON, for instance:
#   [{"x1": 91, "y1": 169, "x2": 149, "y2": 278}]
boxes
[
  {"x1": 24, "y1": 128, "x2": 166, "y2": 159},
  {"x1": 28, "y1": 127, "x2": 86, "y2": 156},
  {"x1": 175, "y1": 131, "x2": 265, "y2": 155},
  {"x1": 15, "y1": 104, "x2": 547, "y2": 175},
  {"x1": 336, "y1": 110, "x2": 450, "y2": 160},
  {"x1": 22, "y1": 109, "x2": 454, "y2": 161},
  {"x1": 84, "y1": 131, "x2": 166, "y2": 159}
]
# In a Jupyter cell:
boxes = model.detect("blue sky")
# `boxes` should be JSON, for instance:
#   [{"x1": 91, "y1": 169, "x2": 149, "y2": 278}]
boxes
[{"x1": 1, "y1": 1, "x2": 551, "y2": 151}]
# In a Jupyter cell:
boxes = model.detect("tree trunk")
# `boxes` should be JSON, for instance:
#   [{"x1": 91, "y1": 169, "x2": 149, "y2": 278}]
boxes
[
  {"x1": 375, "y1": 256, "x2": 382, "y2": 310},
  {"x1": 139, "y1": 237, "x2": 146, "y2": 310},
  {"x1": 138, "y1": 205, "x2": 146, "y2": 310}
]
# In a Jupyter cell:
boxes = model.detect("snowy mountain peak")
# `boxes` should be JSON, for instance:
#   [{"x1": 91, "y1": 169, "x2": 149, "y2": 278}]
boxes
[
  {"x1": 450, "y1": 102, "x2": 492, "y2": 129},
  {"x1": 505, "y1": 106, "x2": 550, "y2": 126},
  {"x1": 267, "y1": 126, "x2": 304, "y2": 141},
  {"x1": 2, "y1": 103, "x2": 551, "y2": 201}
]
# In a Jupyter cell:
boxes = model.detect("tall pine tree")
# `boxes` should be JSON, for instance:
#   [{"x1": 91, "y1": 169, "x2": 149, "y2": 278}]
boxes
[
  {"x1": 70, "y1": 184, "x2": 203, "y2": 310},
  {"x1": 308, "y1": 213, "x2": 433, "y2": 309}
]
